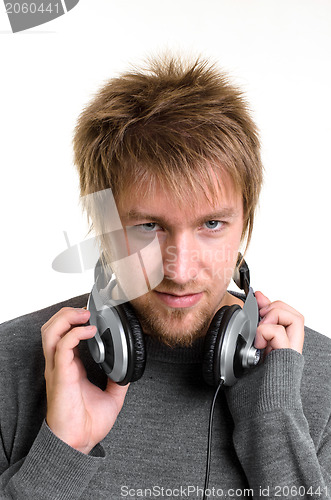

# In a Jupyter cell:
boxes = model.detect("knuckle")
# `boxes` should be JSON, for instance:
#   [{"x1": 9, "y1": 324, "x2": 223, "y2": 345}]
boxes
[
  {"x1": 41, "y1": 320, "x2": 52, "y2": 335},
  {"x1": 41, "y1": 324, "x2": 50, "y2": 342},
  {"x1": 60, "y1": 307, "x2": 73, "y2": 319},
  {"x1": 55, "y1": 326, "x2": 79, "y2": 349},
  {"x1": 58, "y1": 306, "x2": 75, "y2": 318},
  {"x1": 44, "y1": 365, "x2": 51, "y2": 380},
  {"x1": 276, "y1": 324, "x2": 285, "y2": 334},
  {"x1": 54, "y1": 336, "x2": 69, "y2": 356}
]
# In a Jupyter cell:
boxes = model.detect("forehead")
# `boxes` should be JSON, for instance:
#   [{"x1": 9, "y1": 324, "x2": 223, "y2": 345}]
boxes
[{"x1": 117, "y1": 171, "x2": 243, "y2": 222}]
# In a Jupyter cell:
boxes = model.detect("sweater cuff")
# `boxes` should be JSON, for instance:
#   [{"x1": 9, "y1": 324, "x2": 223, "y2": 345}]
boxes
[
  {"x1": 14, "y1": 420, "x2": 105, "y2": 499},
  {"x1": 225, "y1": 349, "x2": 305, "y2": 422}
]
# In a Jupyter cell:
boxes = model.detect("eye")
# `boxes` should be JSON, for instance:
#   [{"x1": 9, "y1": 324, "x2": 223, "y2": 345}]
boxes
[
  {"x1": 137, "y1": 222, "x2": 161, "y2": 232},
  {"x1": 204, "y1": 220, "x2": 223, "y2": 231}
]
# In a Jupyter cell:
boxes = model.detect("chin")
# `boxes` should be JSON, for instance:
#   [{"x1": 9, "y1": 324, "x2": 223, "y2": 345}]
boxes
[
  {"x1": 137, "y1": 307, "x2": 212, "y2": 348},
  {"x1": 130, "y1": 289, "x2": 222, "y2": 348}
]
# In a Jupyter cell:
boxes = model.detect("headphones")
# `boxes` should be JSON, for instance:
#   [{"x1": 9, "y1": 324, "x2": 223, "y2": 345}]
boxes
[{"x1": 86, "y1": 254, "x2": 261, "y2": 387}]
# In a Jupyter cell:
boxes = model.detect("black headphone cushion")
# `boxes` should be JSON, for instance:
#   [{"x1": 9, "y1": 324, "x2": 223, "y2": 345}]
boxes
[
  {"x1": 203, "y1": 304, "x2": 242, "y2": 387},
  {"x1": 202, "y1": 306, "x2": 229, "y2": 387},
  {"x1": 116, "y1": 302, "x2": 146, "y2": 383}
]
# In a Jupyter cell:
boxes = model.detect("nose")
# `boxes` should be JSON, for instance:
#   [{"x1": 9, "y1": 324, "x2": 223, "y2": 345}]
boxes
[{"x1": 163, "y1": 232, "x2": 200, "y2": 284}]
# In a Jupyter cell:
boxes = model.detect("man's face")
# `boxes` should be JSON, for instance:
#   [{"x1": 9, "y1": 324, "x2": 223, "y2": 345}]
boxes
[{"x1": 116, "y1": 173, "x2": 244, "y2": 347}]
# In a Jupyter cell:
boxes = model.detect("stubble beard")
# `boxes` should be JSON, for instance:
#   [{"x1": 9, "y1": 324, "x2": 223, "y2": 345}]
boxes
[{"x1": 130, "y1": 288, "x2": 223, "y2": 348}]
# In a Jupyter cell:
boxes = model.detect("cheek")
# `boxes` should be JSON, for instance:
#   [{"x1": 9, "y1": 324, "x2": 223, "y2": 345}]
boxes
[
  {"x1": 196, "y1": 250, "x2": 233, "y2": 286},
  {"x1": 200, "y1": 233, "x2": 242, "y2": 284},
  {"x1": 201, "y1": 238, "x2": 240, "y2": 267}
]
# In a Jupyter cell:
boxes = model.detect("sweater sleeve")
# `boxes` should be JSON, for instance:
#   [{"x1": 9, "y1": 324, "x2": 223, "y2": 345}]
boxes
[
  {"x1": 0, "y1": 421, "x2": 105, "y2": 499},
  {"x1": 0, "y1": 295, "x2": 105, "y2": 498},
  {"x1": 225, "y1": 349, "x2": 331, "y2": 499}
]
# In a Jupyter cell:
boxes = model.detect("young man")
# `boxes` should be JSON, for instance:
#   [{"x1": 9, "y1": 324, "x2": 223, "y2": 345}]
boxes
[{"x1": 0, "y1": 56, "x2": 330, "y2": 499}]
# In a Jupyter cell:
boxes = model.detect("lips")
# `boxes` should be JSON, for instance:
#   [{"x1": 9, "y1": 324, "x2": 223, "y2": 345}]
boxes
[{"x1": 153, "y1": 290, "x2": 203, "y2": 308}]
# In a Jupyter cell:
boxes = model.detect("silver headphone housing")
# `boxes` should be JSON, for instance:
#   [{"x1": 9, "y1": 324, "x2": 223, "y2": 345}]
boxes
[
  {"x1": 87, "y1": 278, "x2": 130, "y2": 383},
  {"x1": 220, "y1": 287, "x2": 260, "y2": 386}
]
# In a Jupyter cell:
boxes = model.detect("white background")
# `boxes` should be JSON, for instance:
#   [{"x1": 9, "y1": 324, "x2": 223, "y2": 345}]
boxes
[{"x1": 0, "y1": 0, "x2": 330, "y2": 339}]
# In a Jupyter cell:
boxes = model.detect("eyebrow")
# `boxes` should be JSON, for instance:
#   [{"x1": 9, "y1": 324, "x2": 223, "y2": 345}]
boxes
[{"x1": 123, "y1": 208, "x2": 239, "y2": 225}]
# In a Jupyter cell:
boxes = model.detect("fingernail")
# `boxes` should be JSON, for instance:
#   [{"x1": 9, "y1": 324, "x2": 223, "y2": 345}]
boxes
[{"x1": 76, "y1": 308, "x2": 88, "y2": 314}]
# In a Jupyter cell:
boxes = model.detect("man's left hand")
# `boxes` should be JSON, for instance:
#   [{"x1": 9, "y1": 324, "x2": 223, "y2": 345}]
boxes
[{"x1": 254, "y1": 291, "x2": 305, "y2": 357}]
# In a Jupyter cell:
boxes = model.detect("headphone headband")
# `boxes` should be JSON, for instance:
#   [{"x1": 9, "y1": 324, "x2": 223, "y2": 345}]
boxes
[{"x1": 232, "y1": 253, "x2": 250, "y2": 295}]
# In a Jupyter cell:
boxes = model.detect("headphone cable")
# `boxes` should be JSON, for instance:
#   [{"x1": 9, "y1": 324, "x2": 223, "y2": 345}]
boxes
[{"x1": 202, "y1": 378, "x2": 224, "y2": 500}]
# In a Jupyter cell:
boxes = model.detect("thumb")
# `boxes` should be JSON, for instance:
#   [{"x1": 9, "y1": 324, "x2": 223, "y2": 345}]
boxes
[{"x1": 105, "y1": 379, "x2": 130, "y2": 412}]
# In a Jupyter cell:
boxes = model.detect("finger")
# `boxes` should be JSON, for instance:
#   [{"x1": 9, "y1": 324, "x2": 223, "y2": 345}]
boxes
[
  {"x1": 254, "y1": 323, "x2": 291, "y2": 351},
  {"x1": 259, "y1": 300, "x2": 303, "y2": 319},
  {"x1": 41, "y1": 306, "x2": 88, "y2": 332},
  {"x1": 53, "y1": 324, "x2": 96, "y2": 372},
  {"x1": 254, "y1": 291, "x2": 271, "y2": 310},
  {"x1": 260, "y1": 308, "x2": 304, "y2": 353},
  {"x1": 41, "y1": 307, "x2": 90, "y2": 343},
  {"x1": 42, "y1": 308, "x2": 91, "y2": 359}
]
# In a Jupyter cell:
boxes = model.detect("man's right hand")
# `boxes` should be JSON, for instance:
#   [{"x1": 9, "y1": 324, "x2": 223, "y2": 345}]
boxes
[{"x1": 41, "y1": 307, "x2": 129, "y2": 455}]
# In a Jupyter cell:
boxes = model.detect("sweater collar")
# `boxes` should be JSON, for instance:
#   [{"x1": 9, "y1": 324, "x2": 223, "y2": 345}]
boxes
[{"x1": 145, "y1": 335, "x2": 206, "y2": 364}]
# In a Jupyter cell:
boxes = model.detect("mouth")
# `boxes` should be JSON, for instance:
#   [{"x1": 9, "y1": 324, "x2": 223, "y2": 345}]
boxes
[{"x1": 153, "y1": 290, "x2": 204, "y2": 308}]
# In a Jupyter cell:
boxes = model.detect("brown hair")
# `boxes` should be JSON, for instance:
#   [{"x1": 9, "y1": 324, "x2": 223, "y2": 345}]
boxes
[{"x1": 73, "y1": 55, "x2": 263, "y2": 256}]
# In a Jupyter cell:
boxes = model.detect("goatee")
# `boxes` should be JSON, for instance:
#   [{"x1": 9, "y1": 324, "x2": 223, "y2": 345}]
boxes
[{"x1": 130, "y1": 290, "x2": 216, "y2": 348}]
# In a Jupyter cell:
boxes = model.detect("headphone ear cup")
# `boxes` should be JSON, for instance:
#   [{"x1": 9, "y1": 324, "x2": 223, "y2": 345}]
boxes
[
  {"x1": 203, "y1": 306, "x2": 229, "y2": 387},
  {"x1": 203, "y1": 304, "x2": 241, "y2": 387},
  {"x1": 114, "y1": 302, "x2": 146, "y2": 385}
]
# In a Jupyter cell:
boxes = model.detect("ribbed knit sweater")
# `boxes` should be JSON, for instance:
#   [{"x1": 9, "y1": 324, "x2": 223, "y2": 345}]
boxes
[{"x1": 0, "y1": 293, "x2": 330, "y2": 499}]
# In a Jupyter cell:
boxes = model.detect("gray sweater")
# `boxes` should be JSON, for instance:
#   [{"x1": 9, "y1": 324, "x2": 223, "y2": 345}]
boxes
[{"x1": 0, "y1": 293, "x2": 330, "y2": 499}]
